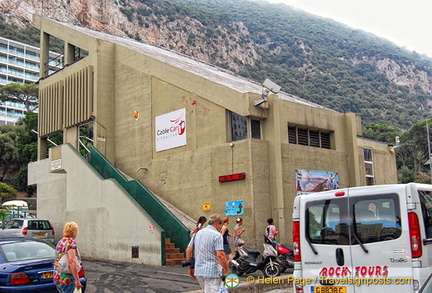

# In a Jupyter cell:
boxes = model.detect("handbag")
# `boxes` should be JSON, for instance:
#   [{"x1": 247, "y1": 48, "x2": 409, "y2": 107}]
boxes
[{"x1": 57, "y1": 241, "x2": 82, "y2": 274}]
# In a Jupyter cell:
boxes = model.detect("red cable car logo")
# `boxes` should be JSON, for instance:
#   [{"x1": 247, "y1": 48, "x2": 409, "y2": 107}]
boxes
[{"x1": 170, "y1": 115, "x2": 186, "y2": 136}]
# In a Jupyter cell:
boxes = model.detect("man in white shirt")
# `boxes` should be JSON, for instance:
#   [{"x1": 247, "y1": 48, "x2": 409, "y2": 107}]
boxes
[{"x1": 186, "y1": 214, "x2": 230, "y2": 293}]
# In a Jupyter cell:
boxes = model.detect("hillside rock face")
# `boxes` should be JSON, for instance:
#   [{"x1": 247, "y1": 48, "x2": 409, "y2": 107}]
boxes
[
  {"x1": 2, "y1": 0, "x2": 432, "y2": 127},
  {"x1": 374, "y1": 58, "x2": 432, "y2": 95},
  {"x1": 0, "y1": 0, "x2": 258, "y2": 70}
]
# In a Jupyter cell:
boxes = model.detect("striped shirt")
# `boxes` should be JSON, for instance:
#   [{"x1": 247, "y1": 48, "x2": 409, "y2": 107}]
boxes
[{"x1": 188, "y1": 225, "x2": 223, "y2": 278}]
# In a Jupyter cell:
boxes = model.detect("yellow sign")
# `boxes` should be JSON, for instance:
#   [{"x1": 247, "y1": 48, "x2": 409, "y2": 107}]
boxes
[{"x1": 203, "y1": 202, "x2": 211, "y2": 211}]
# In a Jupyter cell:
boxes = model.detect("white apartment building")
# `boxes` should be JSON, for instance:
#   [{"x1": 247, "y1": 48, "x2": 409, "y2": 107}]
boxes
[{"x1": 0, "y1": 36, "x2": 61, "y2": 125}]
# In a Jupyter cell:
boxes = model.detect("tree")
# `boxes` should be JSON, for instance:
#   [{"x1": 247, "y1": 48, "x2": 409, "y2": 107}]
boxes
[
  {"x1": 0, "y1": 182, "x2": 17, "y2": 202},
  {"x1": 362, "y1": 123, "x2": 400, "y2": 145},
  {"x1": 398, "y1": 166, "x2": 415, "y2": 183},
  {"x1": 395, "y1": 119, "x2": 432, "y2": 182},
  {"x1": 0, "y1": 125, "x2": 22, "y2": 182},
  {"x1": 0, "y1": 83, "x2": 39, "y2": 112}
]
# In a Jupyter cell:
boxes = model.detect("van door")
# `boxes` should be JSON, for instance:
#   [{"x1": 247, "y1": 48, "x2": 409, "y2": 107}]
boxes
[
  {"x1": 299, "y1": 191, "x2": 356, "y2": 293},
  {"x1": 348, "y1": 190, "x2": 412, "y2": 292},
  {"x1": 417, "y1": 189, "x2": 432, "y2": 284}
]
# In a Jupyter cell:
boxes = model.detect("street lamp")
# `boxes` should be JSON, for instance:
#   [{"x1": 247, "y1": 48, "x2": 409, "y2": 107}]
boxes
[{"x1": 427, "y1": 119, "x2": 432, "y2": 184}]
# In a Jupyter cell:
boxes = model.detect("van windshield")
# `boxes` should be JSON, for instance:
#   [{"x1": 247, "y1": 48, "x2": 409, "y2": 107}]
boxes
[{"x1": 306, "y1": 193, "x2": 401, "y2": 245}]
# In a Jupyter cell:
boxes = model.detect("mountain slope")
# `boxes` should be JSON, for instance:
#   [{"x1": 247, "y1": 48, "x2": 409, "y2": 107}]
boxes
[{"x1": 1, "y1": 0, "x2": 431, "y2": 130}]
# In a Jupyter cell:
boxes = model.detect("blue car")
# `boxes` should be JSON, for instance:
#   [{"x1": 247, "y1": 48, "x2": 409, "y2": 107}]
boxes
[{"x1": 0, "y1": 238, "x2": 86, "y2": 292}]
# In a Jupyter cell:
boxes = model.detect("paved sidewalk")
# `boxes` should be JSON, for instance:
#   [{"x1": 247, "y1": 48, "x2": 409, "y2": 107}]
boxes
[
  {"x1": 83, "y1": 258, "x2": 293, "y2": 293},
  {"x1": 185, "y1": 273, "x2": 294, "y2": 293}
]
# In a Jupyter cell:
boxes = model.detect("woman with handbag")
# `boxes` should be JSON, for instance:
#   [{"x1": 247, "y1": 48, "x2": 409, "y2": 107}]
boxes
[{"x1": 53, "y1": 221, "x2": 82, "y2": 293}]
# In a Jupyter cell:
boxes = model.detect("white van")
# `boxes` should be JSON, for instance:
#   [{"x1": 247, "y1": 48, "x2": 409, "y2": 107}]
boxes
[{"x1": 292, "y1": 183, "x2": 432, "y2": 293}]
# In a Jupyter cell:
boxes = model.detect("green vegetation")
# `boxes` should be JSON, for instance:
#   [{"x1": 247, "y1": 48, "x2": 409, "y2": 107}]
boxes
[
  {"x1": 141, "y1": 0, "x2": 432, "y2": 131},
  {"x1": 2, "y1": 0, "x2": 432, "y2": 185},
  {"x1": 2, "y1": 1, "x2": 432, "y2": 131},
  {"x1": 0, "y1": 83, "x2": 39, "y2": 112},
  {"x1": 0, "y1": 182, "x2": 16, "y2": 202}
]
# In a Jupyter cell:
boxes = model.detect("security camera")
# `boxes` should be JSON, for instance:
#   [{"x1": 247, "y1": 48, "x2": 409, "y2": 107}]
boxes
[{"x1": 262, "y1": 78, "x2": 281, "y2": 94}]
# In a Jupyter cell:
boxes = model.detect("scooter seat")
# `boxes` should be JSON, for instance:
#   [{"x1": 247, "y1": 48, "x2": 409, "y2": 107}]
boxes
[
  {"x1": 243, "y1": 247, "x2": 261, "y2": 256},
  {"x1": 281, "y1": 244, "x2": 293, "y2": 251}
]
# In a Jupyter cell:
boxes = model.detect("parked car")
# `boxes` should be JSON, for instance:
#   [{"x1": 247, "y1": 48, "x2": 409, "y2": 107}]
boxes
[
  {"x1": 0, "y1": 219, "x2": 55, "y2": 244},
  {"x1": 0, "y1": 237, "x2": 86, "y2": 292}
]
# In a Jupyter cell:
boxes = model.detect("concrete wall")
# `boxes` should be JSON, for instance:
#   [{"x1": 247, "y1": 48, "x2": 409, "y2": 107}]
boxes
[
  {"x1": 28, "y1": 144, "x2": 163, "y2": 265},
  {"x1": 32, "y1": 16, "x2": 398, "y2": 251},
  {"x1": 357, "y1": 138, "x2": 398, "y2": 185}
]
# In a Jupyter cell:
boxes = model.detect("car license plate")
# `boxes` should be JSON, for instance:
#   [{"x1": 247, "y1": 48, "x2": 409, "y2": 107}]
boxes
[
  {"x1": 35, "y1": 233, "x2": 47, "y2": 237},
  {"x1": 42, "y1": 271, "x2": 53, "y2": 279},
  {"x1": 313, "y1": 286, "x2": 346, "y2": 293}
]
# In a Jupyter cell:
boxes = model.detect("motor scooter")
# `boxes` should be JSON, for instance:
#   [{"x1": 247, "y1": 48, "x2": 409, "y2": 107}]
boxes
[
  {"x1": 230, "y1": 236, "x2": 282, "y2": 277},
  {"x1": 263, "y1": 235, "x2": 294, "y2": 273}
]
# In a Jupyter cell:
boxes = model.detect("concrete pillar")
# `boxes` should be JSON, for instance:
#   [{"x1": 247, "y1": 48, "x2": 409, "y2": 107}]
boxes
[
  {"x1": 345, "y1": 113, "x2": 362, "y2": 186},
  {"x1": 63, "y1": 127, "x2": 79, "y2": 149},
  {"x1": 268, "y1": 96, "x2": 286, "y2": 241},
  {"x1": 37, "y1": 137, "x2": 48, "y2": 160},
  {"x1": 64, "y1": 43, "x2": 76, "y2": 65},
  {"x1": 40, "y1": 32, "x2": 49, "y2": 79}
]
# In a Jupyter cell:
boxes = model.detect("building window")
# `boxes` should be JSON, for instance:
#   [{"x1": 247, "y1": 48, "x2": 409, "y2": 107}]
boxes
[
  {"x1": 288, "y1": 126, "x2": 332, "y2": 149},
  {"x1": 229, "y1": 112, "x2": 263, "y2": 141},
  {"x1": 251, "y1": 119, "x2": 262, "y2": 139},
  {"x1": 230, "y1": 112, "x2": 248, "y2": 141},
  {"x1": 364, "y1": 148, "x2": 374, "y2": 185}
]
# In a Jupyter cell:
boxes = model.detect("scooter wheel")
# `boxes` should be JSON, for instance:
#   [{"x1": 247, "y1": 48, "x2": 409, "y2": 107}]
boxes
[{"x1": 263, "y1": 262, "x2": 281, "y2": 278}]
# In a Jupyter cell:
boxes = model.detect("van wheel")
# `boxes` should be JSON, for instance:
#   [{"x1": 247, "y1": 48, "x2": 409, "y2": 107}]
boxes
[{"x1": 263, "y1": 263, "x2": 281, "y2": 277}]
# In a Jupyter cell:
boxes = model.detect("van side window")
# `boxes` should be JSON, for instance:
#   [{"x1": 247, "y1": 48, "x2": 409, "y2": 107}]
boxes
[
  {"x1": 418, "y1": 190, "x2": 432, "y2": 238},
  {"x1": 353, "y1": 195, "x2": 401, "y2": 244},
  {"x1": 306, "y1": 199, "x2": 349, "y2": 245}
]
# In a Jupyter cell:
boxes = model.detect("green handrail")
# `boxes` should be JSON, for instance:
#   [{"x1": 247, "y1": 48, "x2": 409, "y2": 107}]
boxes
[{"x1": 89, "y1": 146, "x2": 190, "y2": 258}]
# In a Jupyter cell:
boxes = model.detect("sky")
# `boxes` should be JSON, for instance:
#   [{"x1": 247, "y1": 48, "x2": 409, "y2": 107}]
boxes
[{"x1": 267, "y1": 0, "x2": 432, "y2": 58}]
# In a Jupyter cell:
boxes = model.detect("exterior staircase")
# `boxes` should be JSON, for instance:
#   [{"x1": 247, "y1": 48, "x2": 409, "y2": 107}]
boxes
[
  {"x1": 165, "y1": 238, "x2": 186, "y2": 266},
  {"x1": 89, "y1": 146, "x2": 196, "y2": 266}
]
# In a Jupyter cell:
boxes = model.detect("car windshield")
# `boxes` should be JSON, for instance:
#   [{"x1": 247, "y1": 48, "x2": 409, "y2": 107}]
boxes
[{"x1": 1, "y1": 241, "x2": 54, "y2": 261}]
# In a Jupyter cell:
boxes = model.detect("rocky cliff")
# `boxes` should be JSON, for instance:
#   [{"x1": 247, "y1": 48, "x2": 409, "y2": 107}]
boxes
[{"x1": 2, "y1": 0, "x2": 432, "y2": 129}]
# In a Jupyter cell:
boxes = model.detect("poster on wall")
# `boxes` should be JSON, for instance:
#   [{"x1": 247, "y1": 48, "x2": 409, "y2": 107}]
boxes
[
  {"x1": 295, "y1": 169, "x2": 339, "y2": 196},
  {"x1": 155, "y1": 108, "x2": 187, "y2": 152},
  {"x1": 225, "y1": 201, "x2": 244, "y2": 216}
]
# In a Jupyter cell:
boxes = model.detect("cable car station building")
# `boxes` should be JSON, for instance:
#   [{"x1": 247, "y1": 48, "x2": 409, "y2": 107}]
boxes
[{"x1": 29, "y1": 15, "x2": 397, "y2": 265}]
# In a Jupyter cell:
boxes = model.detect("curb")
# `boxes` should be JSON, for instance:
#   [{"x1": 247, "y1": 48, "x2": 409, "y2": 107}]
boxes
[{"x1": 185, "y1": 275, "x2": 294, "y2": 293}]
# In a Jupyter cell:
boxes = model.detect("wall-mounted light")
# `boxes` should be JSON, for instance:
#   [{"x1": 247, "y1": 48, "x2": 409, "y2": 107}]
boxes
[{"x1": 134, "y1": 110, "x2": 139, "y2": 120}]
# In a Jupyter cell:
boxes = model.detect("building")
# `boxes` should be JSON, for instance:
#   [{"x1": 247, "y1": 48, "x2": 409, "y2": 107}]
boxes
[
  {"x1": 28, "y1": 15, "x2": 398, "y2": 265},
  {"x1": 0, "y1": 36, "x2": 61, "y2": 125}
]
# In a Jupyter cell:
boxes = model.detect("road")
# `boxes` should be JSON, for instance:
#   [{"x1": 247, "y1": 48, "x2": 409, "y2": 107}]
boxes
[{"x1": 82, "y1": 258, "x2": 294, "y2": 293}]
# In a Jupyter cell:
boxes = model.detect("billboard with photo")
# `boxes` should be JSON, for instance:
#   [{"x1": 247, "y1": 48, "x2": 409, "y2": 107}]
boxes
[
  {"x1": 155, "y1": 108, "x2": 186, "y2": 152},
  {"x1": 296, "y1": 169, "x2": 339, "y2": 195}
]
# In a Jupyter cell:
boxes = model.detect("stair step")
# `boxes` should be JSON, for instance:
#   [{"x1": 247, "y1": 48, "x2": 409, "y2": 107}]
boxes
[
  {"x1": 166, "y1": 247, "x2": 180, "y2": 254},
  {"x1": 166, "y1": 259, "x2": 185, "y2": 266},
  {"x1": 165, "y1": 243, "x2": 175, "y2": 249},
  {"x1": 164, "y1": 238, "x2": 185, "y2": 266},
  {"x1": 166, "y1": 252, "x2": 185, "y2": 260}
]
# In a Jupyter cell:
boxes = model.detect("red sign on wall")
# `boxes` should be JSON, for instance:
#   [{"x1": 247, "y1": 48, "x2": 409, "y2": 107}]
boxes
[{"x1": 219, "y1": 172, "x2": 246, "y2": 183}]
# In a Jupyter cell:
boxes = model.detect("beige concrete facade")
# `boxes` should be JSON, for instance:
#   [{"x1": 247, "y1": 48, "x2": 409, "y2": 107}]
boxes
[
  {"x1": 30, "y1": 15, "x2": 397, "y2": 257},
  {"x1": 28, "y1": 144, "x2": 163, "y2": 265}
]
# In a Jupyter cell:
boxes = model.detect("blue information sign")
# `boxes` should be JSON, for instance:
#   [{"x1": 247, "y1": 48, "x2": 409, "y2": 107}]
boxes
[{"x1": 225, "y1": 200, "x2": 244, "y2": 216}]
